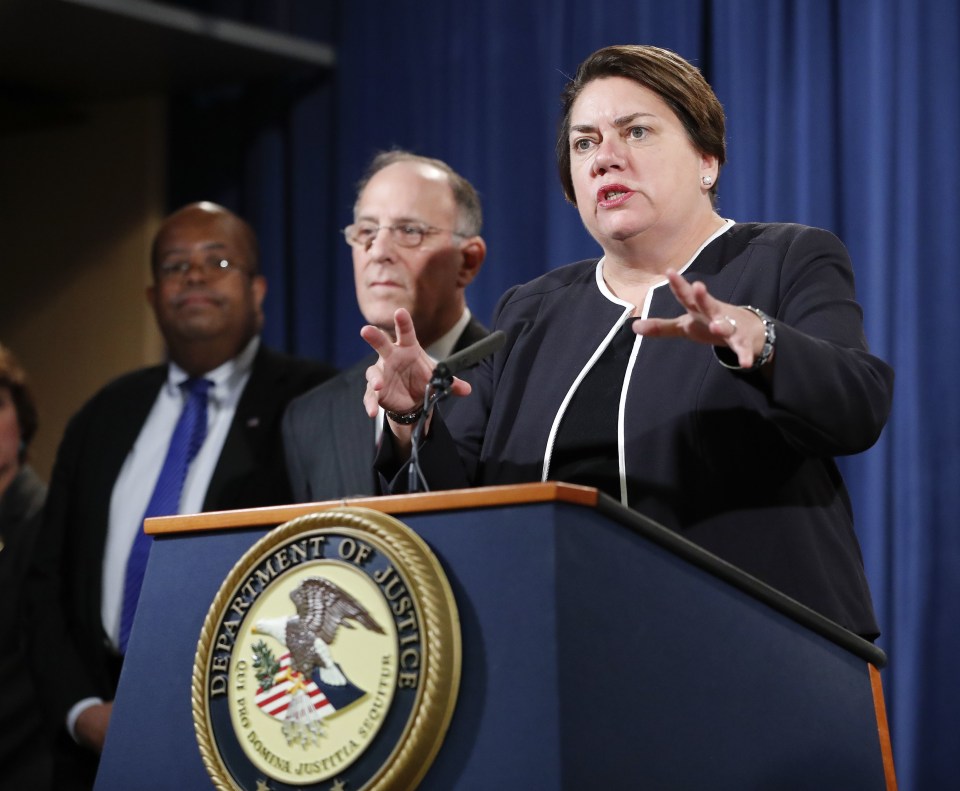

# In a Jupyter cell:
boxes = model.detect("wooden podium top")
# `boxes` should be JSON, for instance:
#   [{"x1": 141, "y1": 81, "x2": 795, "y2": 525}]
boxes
[
  {"x1": 145, "y1": 480, "x2": 887, "y2": 667},
  {"x1": 145, "y1": 481, "x2": 599, "y2": 536}
]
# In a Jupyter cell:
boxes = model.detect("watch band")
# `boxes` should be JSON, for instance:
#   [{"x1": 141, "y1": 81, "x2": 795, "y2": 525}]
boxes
[
  {"x1": 743, "y1": 306, "x2": 776, "y2": 369},
  {"x1": 714, "y1": 305, "x2": 776, "y2": 371},
  {"x1": 384, "y1": 406, "x2": 424, "y2": 425}
]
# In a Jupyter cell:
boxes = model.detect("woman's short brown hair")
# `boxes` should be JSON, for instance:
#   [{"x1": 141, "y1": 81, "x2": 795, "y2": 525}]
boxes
[
  {"x1": 0, "y1": 343, "x2": 38, "y2": 461},
  {"x1": 556, "y1": 44, "x2": 727, "y2": 206}
]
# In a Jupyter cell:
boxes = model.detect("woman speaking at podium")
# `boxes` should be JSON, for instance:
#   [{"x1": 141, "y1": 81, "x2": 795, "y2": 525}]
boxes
[{"x1": 360, "y1": 44, "x2": 893, "y2": 640}]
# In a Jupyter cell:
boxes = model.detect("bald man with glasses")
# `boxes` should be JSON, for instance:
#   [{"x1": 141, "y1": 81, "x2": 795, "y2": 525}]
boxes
[
  {"x1": 283, "y1": 150, "x2": 489, "y2": 502},
  {"x1": 25, "y1": 201, "x2": 335, "y2": 790}
]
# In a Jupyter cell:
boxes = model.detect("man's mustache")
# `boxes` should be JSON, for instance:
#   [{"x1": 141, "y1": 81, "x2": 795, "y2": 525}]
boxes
[{"x1": 170, "y1": 288, "x2": 226, "y2": 308}]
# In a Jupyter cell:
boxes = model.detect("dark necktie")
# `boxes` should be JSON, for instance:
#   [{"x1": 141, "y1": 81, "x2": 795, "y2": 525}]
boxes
[{"x1": 118, "y1": 377, "x2": 212, "y2": 653}]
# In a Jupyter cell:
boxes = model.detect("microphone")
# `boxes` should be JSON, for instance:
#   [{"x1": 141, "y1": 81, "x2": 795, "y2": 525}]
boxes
[
  {"x1": 431, "y1": 330, "x2": 506, "y2": 381},
  {"x1": 407, "y1": 330, "x2": 506, "y2": 494}
]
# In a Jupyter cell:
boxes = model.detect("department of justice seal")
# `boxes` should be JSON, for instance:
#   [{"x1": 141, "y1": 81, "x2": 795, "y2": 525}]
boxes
[{"x1": 192, "y1": 508, "x2": 461, "y2": 791}]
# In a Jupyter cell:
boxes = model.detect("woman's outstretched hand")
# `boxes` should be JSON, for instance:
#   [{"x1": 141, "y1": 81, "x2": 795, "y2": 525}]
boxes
[
  {"x1": 630, "y1": 270, "x2": 771, "y2": 370},
  {"x1": 360, "y1": 308, "x2": 473, "y2": 421}
]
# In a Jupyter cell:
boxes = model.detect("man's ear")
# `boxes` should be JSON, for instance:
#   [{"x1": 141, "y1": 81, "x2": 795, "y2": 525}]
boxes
[
  {"x1": 457, "y1": 236, "x2": 486, "y2": 288},
  {"x1": 250, "y1": 274, "x2": 268, "y2": 329},
  {"x1": 145, "y1": 283, "x2": 158, "y2": 315}
]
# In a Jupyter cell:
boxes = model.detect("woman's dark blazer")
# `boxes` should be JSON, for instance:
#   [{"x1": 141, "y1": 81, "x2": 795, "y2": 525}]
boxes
[{"x1": 399, "y1": 223, "x2": 894, "y2": 637}]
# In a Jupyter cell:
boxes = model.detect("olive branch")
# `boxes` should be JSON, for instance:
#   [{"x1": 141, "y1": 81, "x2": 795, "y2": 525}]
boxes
[{"x1": 251, "y1": 640, "x2": 281, "y2": 690}]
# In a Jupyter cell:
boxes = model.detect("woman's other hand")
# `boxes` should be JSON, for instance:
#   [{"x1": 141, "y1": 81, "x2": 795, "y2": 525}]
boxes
[
  {"x1": 630, "y1": 270, "x2": 772, "y2": 370},
  {"x1": 360, "y1": 308, "x2": 473, "y2": 424}
]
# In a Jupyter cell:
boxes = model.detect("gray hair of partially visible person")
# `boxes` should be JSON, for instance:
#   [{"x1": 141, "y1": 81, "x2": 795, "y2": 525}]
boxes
[
  {"x1": 556, "y1": 44, "x2": 727, "y2": 206},
  {"x1": 355, "y1": 149, "x2": 483, "y2": 237},
  {"x1": 0, "y1": 344, "x2": 38, "y2": 462}
]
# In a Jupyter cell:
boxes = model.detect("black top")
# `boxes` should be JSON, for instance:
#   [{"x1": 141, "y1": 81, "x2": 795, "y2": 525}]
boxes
[{"x1": 551, "y1": 321, "x2": 635, "y2": 499}]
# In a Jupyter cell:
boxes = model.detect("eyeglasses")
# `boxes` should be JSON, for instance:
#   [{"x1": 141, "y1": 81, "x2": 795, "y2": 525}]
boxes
[
  {"x1": 156, "y1": 257, "x2": 247, "y2": 281},
  {"x1": 342, "y1": 222, "x2": 467, "y2": 249}
]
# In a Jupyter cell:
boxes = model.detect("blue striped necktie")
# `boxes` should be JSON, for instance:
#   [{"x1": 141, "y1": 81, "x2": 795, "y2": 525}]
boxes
[{"x1": 118, "y1": 377, "x2": 212, "y2": 654}]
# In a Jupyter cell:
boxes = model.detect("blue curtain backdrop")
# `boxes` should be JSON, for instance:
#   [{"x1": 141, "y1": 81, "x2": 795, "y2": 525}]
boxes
[{"x1": 171, "y1": 1, "x2": 958, "y2": 788}]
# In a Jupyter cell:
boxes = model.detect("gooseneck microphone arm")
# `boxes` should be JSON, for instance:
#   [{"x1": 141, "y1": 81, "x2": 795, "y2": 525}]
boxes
[{"x1": 406, "y1": 331, "x2": 506, "y2": 493}]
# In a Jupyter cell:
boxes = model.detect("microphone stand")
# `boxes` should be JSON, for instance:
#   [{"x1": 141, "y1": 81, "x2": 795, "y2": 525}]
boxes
[
  {"x1": 404, "y1": 331, "x2": 506, "y2": 493},
  {"x1": 407, "y1": 362, "x2": 455, "y2": 493}
]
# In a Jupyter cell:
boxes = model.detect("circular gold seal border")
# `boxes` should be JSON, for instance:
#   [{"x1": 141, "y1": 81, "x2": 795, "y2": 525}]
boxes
[{"x1": 192, "y1": 507, "x2": 462, "y2": 791}]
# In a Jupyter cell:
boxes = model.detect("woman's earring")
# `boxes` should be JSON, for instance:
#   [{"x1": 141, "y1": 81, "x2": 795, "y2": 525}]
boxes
[{"x1": 701, "y1": 175, "x2": 714, "y2": 187}]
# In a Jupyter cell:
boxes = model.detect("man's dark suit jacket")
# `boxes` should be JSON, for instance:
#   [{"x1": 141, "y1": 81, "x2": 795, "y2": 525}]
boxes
[
  {"x1": 25, "y1": 344, "x2": 333, "y2": 743},
  {"x1": 282, "y1": 317, "x2": 488, "y2": 502}
]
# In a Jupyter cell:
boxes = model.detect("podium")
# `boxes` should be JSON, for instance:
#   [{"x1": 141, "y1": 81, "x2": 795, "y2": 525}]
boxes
[{"x1": 96, "y1": 483, "x2": 896, "y2": 790}]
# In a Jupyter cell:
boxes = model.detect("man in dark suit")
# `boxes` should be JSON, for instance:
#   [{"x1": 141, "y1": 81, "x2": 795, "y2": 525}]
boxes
[
  {"x1": 25, "y1": 201, "x2": 335, "y2": 790},
  {"x1": 283, "y1": 151, "x2": 487, "y2": 501}
]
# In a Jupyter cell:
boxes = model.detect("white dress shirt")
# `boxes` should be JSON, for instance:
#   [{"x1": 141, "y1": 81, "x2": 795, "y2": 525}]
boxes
[
  {"x1": 69, "y1": 338, "x2": 260, "y2": 738},
  {"x1": 100, "y1": 335, "x2": 259, "y2": 647}
]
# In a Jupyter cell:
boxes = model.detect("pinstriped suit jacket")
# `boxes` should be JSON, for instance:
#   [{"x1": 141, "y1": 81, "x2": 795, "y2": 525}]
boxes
[{"x1": 282, "y1": 317, "x2": 488, "y2": 502}]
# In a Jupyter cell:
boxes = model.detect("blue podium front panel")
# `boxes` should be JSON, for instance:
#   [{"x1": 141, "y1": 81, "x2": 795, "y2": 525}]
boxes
[{"x1": 97, "y1": 499, "x2": 888, "y2": 790}]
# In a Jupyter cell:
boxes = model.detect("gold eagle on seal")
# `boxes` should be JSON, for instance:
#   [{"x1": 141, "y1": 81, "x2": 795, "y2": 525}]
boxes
[{"x1": 252, "y1": 576, "x2": 385, "y2": 744}]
